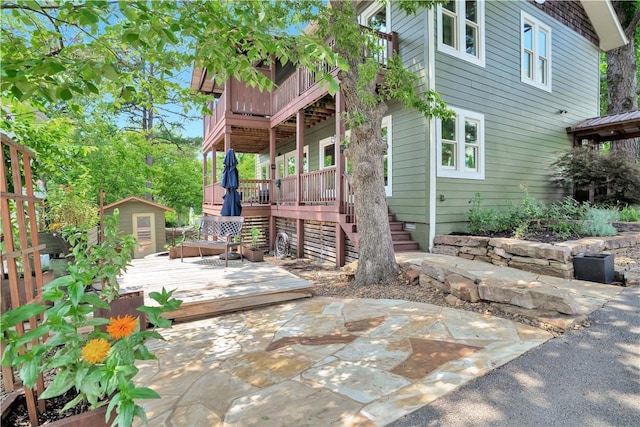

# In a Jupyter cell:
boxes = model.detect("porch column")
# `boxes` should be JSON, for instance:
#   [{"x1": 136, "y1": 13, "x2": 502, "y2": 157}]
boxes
[
  {"x1": 296, "y1": 109, "x2": 304, "y2": 206},
  {"x1": 269, "y1": 128, "x2": 276, "y2": 180},
  {"x1": 211, "y1": 148, "x2": 217, "y2": 205},
  {"x1": 202, "y1": 149, "x2": 208, "y2": 206},
  {"x1": 335, "y1": 88, "x2": 346, "y2": 267},
  {"x1": 269, "y1": 128, "x2": 276, "y2": 251},
  {"x1": 335, "y1": 88, "x2": 345, "y2": 210}
]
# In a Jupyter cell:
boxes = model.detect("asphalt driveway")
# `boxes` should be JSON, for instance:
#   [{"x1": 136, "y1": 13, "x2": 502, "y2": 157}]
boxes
[{"x1": 389, "y1": 286, "x2": 640, "y2": 427}]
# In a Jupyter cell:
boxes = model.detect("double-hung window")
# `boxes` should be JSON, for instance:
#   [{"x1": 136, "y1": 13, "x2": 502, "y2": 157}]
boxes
[
  {"x1": 437, "y1": 107, "x2": 484, "y2": 180},
  {"x1": 521, "y1": 12, "x2": 551, "y2": 91},
  {"x1": 437, "y1": 0, "x2": 485, "y2": 67}
]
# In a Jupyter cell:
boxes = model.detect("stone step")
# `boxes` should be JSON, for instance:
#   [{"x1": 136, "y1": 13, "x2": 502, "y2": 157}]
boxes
[{"x1": 417, "y1": 253, "x2": 622, "y2": 316}]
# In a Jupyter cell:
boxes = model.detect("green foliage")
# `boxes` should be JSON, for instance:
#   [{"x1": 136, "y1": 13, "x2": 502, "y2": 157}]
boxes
[
  {"x1": 45, "y1": 184, "x2": 98, "y2": 233},
  {"x1": 551, "y1": 147, "x2": 640, "y2": 205},
  {"x1": 581, "y1": 207, "x2": 619, "y2": 236},
  {"x1": 619, "y1": 205, "x2": 640, "y2": 222},
  {"x1": 1, "y1": 210, "x2": 182, "y2": 427},
  {"x1": 249, "y1": 226, "x2": 262, "y2": 249},
  {"x1": 64, "y1": 210, "x2": 135, "y2": 302},
  {"x1": 466, "y1": 191, "x2": 591, "y2": 239}
]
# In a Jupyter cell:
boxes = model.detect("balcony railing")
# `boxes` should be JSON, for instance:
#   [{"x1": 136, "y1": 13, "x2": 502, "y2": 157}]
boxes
[{"x1": 202, "y1": 29, "x2": 397, "y2": 132}]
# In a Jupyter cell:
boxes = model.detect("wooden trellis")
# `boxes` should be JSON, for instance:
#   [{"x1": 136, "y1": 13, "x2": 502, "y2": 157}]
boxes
[{"x1": 1, "y1": 133, "x2": 46, "y2": 425}]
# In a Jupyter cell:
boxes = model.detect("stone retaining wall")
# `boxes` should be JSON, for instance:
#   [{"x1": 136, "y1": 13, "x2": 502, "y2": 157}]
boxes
[
  {"x1": 432, "y1": 233, "x2": 640, "y2": 279},
  {"x1": 614, "y1": 222, "x2": 640, "y2": 232}
]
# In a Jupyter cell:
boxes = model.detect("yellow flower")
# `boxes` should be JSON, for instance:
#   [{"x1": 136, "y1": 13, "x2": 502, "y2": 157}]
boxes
[
  {"x1": 106, "y1": 315, "x2": 138, "y2": 339},
  {"x1": 81, "y1": 338, "x2": 110, "y2": 364}
]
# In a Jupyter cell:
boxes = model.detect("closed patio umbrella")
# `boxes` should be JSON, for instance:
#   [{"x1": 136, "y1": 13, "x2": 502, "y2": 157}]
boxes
[
  {"x1": 220, "y1": 149, "x2": 242, "y2": 216},
  {"x1": 219, "y1": 149, "x2": 242, "y2": 261}
]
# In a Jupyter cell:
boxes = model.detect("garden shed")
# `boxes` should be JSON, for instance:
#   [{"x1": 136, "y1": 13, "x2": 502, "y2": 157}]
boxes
[{"x1": 101, "y1": 196, "x2": 173, "y2": 258}]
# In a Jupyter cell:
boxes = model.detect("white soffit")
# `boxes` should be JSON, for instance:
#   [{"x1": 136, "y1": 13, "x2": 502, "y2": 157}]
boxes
[{"x1": 580, "y1": 0, "x2": 628, "y2": 51}]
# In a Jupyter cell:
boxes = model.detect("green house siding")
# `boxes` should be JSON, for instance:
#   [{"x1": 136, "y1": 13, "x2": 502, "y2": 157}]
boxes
[
  {"x1": 434, "y1": 0, "x2": 599, "y2": 234},
  {"x1": 385, "y1": 5, "x2": 430, "y2": 225}
]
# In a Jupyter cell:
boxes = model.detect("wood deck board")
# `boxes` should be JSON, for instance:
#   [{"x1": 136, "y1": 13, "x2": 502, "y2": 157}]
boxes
[{"x1": 118, "y1": 256, "x2": 314, "y2": 318}]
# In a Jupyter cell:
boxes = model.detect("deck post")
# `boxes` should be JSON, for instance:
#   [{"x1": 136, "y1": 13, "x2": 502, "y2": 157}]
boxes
[
  {"x1": 336, "y1": 223, "x2": 345, "y2": 267},
  {"x1": 296, "y1": 219, "x2": 304, "y2": 258},
  {"x1": 203, "y1": 149, "x2": 208, "y2": 205},
  {"x1": 224, "y1": 126, "x2": 232, "y2": 153},
  {"x1": 296, "y1": 109, "x2": 304, "y2": 206},
  {"x1": 335, "y1": 88, "x2": 345, "y2": 212}
]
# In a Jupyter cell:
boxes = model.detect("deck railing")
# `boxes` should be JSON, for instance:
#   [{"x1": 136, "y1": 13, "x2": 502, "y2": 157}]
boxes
[
  {"x1": 301, "y1": 167, "x2": 336, "y2": 204},
  {"x1": 342, "y1": 173, "x2": 356, "y2": 226},
  {"x1": 238, "y1": 179, "x2": 271, "y2": 205},
  {"x1": 204, "y1": 172, "x2": 356, "y2": 212},
  {"x1": 276, "y1": 176, "x2": 297, "y2": 204}
]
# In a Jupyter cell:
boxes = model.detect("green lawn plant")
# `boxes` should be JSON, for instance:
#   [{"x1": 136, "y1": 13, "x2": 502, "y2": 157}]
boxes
[
  {"x1": 619, "y1": 205, "x2": 640, "y2": 222},
  {"x1": 1, "y1": 211, "x2": 182, "y2": 426}
]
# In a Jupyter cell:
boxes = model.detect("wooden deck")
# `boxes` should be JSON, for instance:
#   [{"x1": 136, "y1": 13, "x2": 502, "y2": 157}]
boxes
[{"x1": 118, "y1": 254, "x2": 314, "y2": 322}]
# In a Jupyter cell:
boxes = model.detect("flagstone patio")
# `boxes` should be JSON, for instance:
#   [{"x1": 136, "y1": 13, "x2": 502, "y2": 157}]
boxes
[{"x1": 134, "y1": 297, "x2": 551, "y2": 426}]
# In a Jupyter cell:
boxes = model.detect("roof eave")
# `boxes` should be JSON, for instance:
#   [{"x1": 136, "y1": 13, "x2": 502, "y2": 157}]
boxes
[{"x1": 580, "y1": 0, "x2": 628, "y2": 51}]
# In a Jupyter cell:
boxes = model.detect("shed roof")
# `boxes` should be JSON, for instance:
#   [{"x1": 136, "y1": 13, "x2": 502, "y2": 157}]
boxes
[{"x1": 101, "y1": 196, "x2": 174, "y2": 212}]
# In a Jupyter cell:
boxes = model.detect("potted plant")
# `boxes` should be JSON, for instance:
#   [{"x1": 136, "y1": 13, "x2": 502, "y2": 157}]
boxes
[
  {"x1": 0, "y1": 210, "x2": 182, "y2": 426},
  {"x1": 241, "y1": 226, "x2": 264, "y2": 262}
]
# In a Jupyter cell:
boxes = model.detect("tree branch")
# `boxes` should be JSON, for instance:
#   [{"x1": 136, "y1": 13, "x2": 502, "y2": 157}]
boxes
[{"x1": 624, "y1": 7, "x2": 640, "y2": 38}]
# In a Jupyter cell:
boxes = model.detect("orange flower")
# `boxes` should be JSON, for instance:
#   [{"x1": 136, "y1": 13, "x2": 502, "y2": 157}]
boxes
[
  {"x1": 106, "y1": 315, "x2": 138, "y2": 339},
  {"x1": 81, "y1": 338, "x2": 111, "y2": 364}
]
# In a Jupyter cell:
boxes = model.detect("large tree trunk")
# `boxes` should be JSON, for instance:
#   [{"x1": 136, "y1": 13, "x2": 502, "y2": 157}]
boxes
[
  {"x1": 606, "y1": 1, "x2": 640, "y2": 159},
  {"x1": 334, "y1": 1, "x2": 398, "y2": 286}
]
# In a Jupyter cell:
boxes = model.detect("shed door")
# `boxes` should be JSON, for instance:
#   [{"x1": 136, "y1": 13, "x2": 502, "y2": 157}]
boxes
[{"x1": 133, "y1": 213, "x2": 155, "y2": 258}]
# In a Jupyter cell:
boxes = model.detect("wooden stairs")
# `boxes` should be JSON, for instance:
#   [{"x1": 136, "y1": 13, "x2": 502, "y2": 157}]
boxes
[{"x1": 339, "y1": 212, "x2": 420, "y2": 252}]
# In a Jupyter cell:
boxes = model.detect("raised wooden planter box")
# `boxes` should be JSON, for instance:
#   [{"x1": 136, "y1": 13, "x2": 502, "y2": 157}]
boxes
[
  {"x1": 93, "y1": 290, "x2": 147, "y2": 330},
  {"x1": 168, "y1": 245, "x2": 224, "y2": 259}
]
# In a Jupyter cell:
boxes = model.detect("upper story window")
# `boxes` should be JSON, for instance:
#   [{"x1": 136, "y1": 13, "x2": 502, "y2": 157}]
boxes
[
  {"x1": 437, "y1": 107, "x2": 484, "y2": 180},
  {"x1": 521, "y1": 11, "x2": 551, "y2": 91},
  {"x1": 437, "y1": 0, "x2": 485, "y2": 67},
  {"x1": 359, "y1": 1, "x2": 391, "y2": 65}
]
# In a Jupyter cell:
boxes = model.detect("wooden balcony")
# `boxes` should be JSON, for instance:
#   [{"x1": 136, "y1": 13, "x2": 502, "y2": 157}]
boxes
[{"x1": 198, "y1": 29, "x2": 398, "y2": 154}]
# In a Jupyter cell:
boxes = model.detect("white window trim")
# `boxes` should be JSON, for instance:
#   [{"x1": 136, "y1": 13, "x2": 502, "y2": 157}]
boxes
[
  {"x1": 521, "y1": 11, "x2": 552, "y2": 92},
  {"x1": 282, "y1": 146, "x2": 309, "y2": 177},
  {"x1": 437, "y1": 0, "x2": 485, "y2": 67},
  {"x1": 436, "y1": 106, "x2": 485, "y2": 180},
  {"x1": 319, "y1": 136, "x2": 335, "y2": 170},
  {"x1": 359, "y1": 1, "x2": 391, "y2": 31}
]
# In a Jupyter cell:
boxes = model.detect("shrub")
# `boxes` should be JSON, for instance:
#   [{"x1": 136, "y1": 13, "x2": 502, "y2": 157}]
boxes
[
  {"x1": 466, "y1": 193, "x2": 506, "y2": 234},
  {"x1": 582, "y1": 207, "x2": 619, "y2": 236},
  {"x1": 619, "y1": 205, "x2": 640, "y2": 222},
  {"x1": 543, "y1": 197, "x2": 587, "y2": 239},
  {"x1": 551, "y1": 147, "x2": 640, "y2": 205}
]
